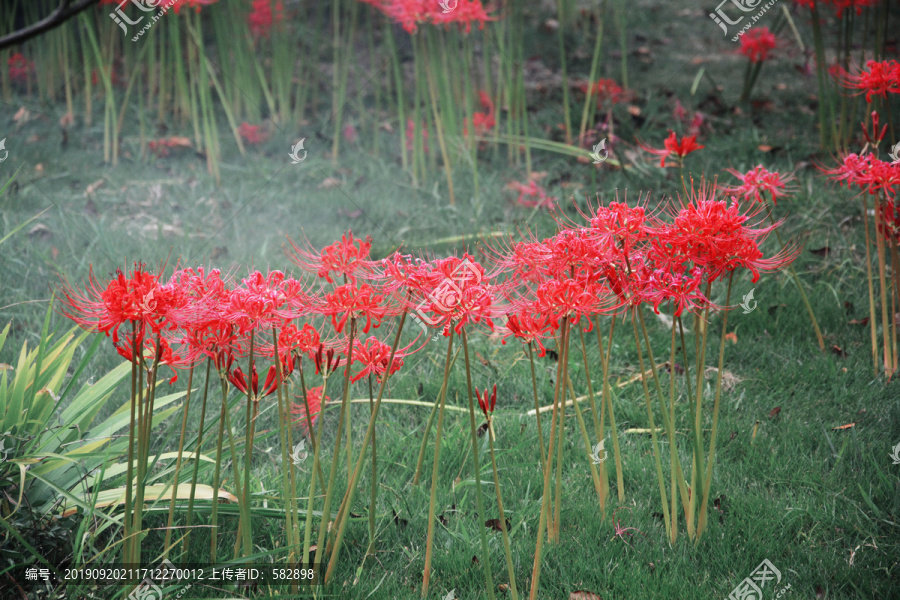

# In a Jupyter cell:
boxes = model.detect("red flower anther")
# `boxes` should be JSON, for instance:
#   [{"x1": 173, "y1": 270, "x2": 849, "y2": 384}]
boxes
[{"x1": 475, "y1": 384, "x2": 497, "y2": 418}]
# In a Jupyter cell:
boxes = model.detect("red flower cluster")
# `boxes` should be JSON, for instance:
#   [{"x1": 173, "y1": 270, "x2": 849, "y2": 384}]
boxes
[
  {"x1": 823, "y1": 153, "x2": 900, "y2": 199},
  {"x1": 8, "y1": 53, "x2": 32, "y2": 83},
  {"x1": 507, "y1": 179, "x2": 557, "y2": 210},
  {"x1": 639, "y1": 131, "x2": 705, "y2": 168},
  {"x1": 238, "y1": 122, "x2": 269, "y2": 145},
  {"x1": 360, "y1": 0, "x2": 495, "y2": 34},
  {"x1": 739, "y1": 27, "x2": 776, "y2": 63},
  {"x1": 248, "y1": 0, "x2": 284, "y2": 38},
  {"x1": 722, "y1": 165, "x2": 795, "y2": 205},
  {"x1": 838, "y1": 60, "x2": 900, "y2": 103},
  {"x1": 794, "y1": 0, "x2": 879, "y2": 17},
  {"x1": 581, "y1": 78, "x2": 628, "y2": 110}
]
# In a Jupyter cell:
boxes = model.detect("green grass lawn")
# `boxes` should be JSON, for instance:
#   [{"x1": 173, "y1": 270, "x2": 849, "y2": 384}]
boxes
[{"x1": 2, "y1": 1, "x2": 900, "y2": 598}]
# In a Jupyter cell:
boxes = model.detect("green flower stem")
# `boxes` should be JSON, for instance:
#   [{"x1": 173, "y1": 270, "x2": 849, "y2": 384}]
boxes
[
  {"x1": 422, "y1": 34, "x2": 456, "y2": 205},
  {"x1": 686, "y1": 283, "x2": 711, "y2": 535},
  {"x1": 421, "y1": 331, "x2": 455, "y2": 598},
  {"x1": 861, "y1": 195, "x2": 880, "y2": 374},
  {"x1": 322, "y1": 312, "x2": 408, "y2": 585},
  {"x1": 272, "y1": 328, "x2": 298, "y2": 584},
  {"x1": 366, "y1": 375, "x2": 377, "y2": 558},
  {"x1": 550, "y1": 321, "x2": 570, "y2": 543},
  {"x1": 873, "y1": 191, "x2": 893, "y2": 376},
  {"x1": 298, "y1": 364, "x2": 327, "y2": 486},
  {"x1": 314, "y1": 318, "x2": 356, "y2": 569},
  {"x1": 564, "y1": 372, "x2": 606, "y2": 508},
  {"x1": 527, "y1": 325, "x2": 563, "y2": 600},
  {"x1": 630, "y1": 314, "x2": 672, "y2": 541},
  {"x1": 697, "y1": 271, "x2": 734, "y2": 540},
  {"x1": 636, "y1": 308, "x2": 689, "y2": 523},
  {"x1": 240, "y1": 330, "x2": 256, "y2": 557},
  {"x1": 413, "y1": 345, "x2": 460, "y2": 485},
  {"x1": 577, "y1": 327, "x2": 603, "y2": 447},
  {"x1": 595, "y1": 317, "x2": 624, "y2": 501},
  {"x1": 527, "y1": 343, "x2": 547, "y2": 473},
  {"x1": 216, "y1": 373, "x2": 245, "y2": 561},
  {"x1": 302, "y1": 374, "x2": 331, "y2": 569},
  {"x1": 461, "y1": 329, "x2": 497, "y2": 600},
  {"x1": 184, "y1": 360, "x2": 211, "y2": 558},
  {"x1": 163, "y1": 365, "x2": 194, "y2": 559},
  {"x1": 577, "y1": 0, "x2": 607, "y2": 144},
  {"x1": 487, "y1": 416, "x2": 519, "y2": 600},
  {"x1": 123, "y1": 327, "x2": 137, "y2": 564}
]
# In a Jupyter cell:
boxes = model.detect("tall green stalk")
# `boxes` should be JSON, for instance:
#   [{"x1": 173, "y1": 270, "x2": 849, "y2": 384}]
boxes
[{"x1": 460, "y1": 330, "x2": 496, "y2": 600}]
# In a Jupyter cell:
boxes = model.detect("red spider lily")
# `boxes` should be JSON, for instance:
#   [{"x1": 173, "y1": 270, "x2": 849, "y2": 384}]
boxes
[
  {"x1": 636, "y1": 258, "x2": 710, "y2": 317},
  {"x1": 116, "y1": 334, "x2": 184, "y2": 384},
  {"x1": 500, "y1": 305, "x2": 552, "y2": 356},
  {"x1": 821, "y1": 152, "x2": 874, "y2": 189},
  {"x1": 248, "y1": 0, "x2": 283, "y2": 38},
  {"x1": 794, "y1": 0, "x2": 879, "y2": 17},
  {"x1": 839, "y1": 59, "x2": 900, "y2": 102},
  {"x1": 739, "y1": 27, "x2": 776, "y2": 63},
  {"x1": 405, "y1": 119, "x2": 429, "y2": 154},
  {"x1": 666, "y1": 185, "x2": 799, "y2": 283},
  {"x1": 285, "y1": 231, "x2": 377, "y2": 284},
  {"x1": 474, "y1": 384, "x2": 497, "y2": 418},
  {"x1": 507, "y1": 180, "x2": 557, "y2": 210},
  {"x1": 228, "y1": 363, "x2": 280, "y2": 398},
  {"x1": 8, "y1": 53, "x2": 32, "y2": 83},
  {"x1": 410, "y1": 255, "x2": 498, "y2": 334},
  {"x1": 673, "y1": 100, "x2": 706, "y2": 138},
  {"x1": 291, "y1": 385, "x2": 330, "y2": 436},
  {"x1": 638, "y1": 130, "x2": 704, "y2": 168},
  {"x1": 58, "y1": 264, "x2": 181, "y2": 348},
  {"x1": 466, "y1": 91, "x2": 496, "y2": 137},
  {"x1": 266, "y1": 323, "x2": 322, "y2": 364},
  {"x1": 238, "y1": 122, "x2": 269, "y2": 145},
  {"x1": 221, "y1": 270, "x2": 298, "y2": 334},
  {"x1": 348, "y1": 336, "x2": 410, "y2": 383},
  {"x1": 581, "y1": 78, "x2": 628, "y2": 109},
  {"x1": 323, "y1": 282, "x2": 388, "y2": 333},
  {"x1": 361, "y1": 0, "x2": 495, "y2": 34},
  {"x1": 722, "y1": 165, "x2": 795, "y2": 205},
  {"x1": 588, "y1": 200, "x2": 653, "y2": 258},
  {"x1": 532, "y1": 275, "x2": 617, "y2": 330}
]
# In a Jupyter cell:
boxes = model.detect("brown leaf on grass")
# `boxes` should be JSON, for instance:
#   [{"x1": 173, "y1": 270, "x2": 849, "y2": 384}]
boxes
[
  {"x1": 816, "y1": 585, "x2": 825, "y2": 599},
  {"x1": 848, "y1": 317, "x2": 869, "y2": 326},
  {"x1": 28, "y1": 223, "x2": 51, "y2": 240},
  {"x1": 35, "y1": 163, "x2": 43, "y2": 173},
  {"x1": 757, "y1": 144, "x2": 773, "y2": 152},
  {"x1": 476, "y1": 422, "x2": 489, "y2": 438},
  {"x1": 485, "y1": 518, "x2": 510, "y2": 532},
  {"x1": 472, "y1": 555, "x2": 479, "y2": 564},
  {"x1": 569, "y1": 591, "x2": 602, "y2": 600},
  {"x1": 831, "y1": 344, "x2": 846, "y2": 357},
  {"x1": 725, "y1": 332, "x2": 738, "y2": 344},
  {"x1": 627, "y1": 105, "x2": 642, "y2": 117},
  {"x1": 318, "y1": 177, "x2": 341, "y2": 190},
  {"x1": 379, "y1": 121, "x2": 393, "y2": 132},
  {"x1": 768, "y1": 406, "x2": 781, "y2": 419},
  {"x1": 13, "y1": 106, "x2": 31, "y2": 126},
  {"x1": 51, "y1": 246, "x2": 58, "y2": 260},
  {"x1": 85, "y1": 179, "x2": 105, "y2": 197},
  {"x1": 59, "y1": 112, "x2": 74, "y2": 129},
  {"x1": 810, "y1": 246, "x2": 830, "y2": 256},
  {"x1": 703, "y1": 367, "x2": 743, "y2": 391},
  {"x1": 832, "y1": 423, "x2": 855, "y2": 430},
  {"x1": 499, "y1": 583, "x2": 510, "y2": 592},
  {"x1": 337, "y1": 208, "x2": 363, "y2": 219}
]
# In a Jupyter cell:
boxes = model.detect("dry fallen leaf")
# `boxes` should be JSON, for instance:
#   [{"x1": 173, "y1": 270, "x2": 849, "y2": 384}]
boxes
[
  {"x1": 569, "y1": 591, "x2": 602, "y2": 600},
  {"x1": 14, "y1": 106, "x2": 31, "y2": 125},
  {"x1": 28, "y1": 223, "x2": 51, "y2": 240},
  {"x1": 318, "y1": 178, "x2": 341, "y2": 189},
  {"x1": 484, "y1": 518, "x2": 510, "y2": 532},
  {"x1": 725, "y1": 332, "x2": 738, "y2": 344},
  {"x1": 768, "y1": 406, "x2": 781, "y2": 419},
  {"x1": 85, "y1": 179, "x2": 105, "y2": 196},
  {"x1": 34, "y1": 163, "x2": 44, "y2": 173},
  {"x1": 832, "y1": 423, "x2": 855, "y2": 430}
]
